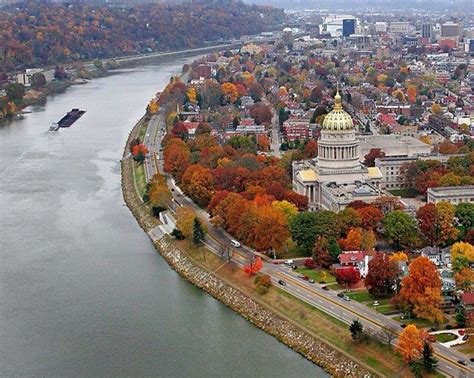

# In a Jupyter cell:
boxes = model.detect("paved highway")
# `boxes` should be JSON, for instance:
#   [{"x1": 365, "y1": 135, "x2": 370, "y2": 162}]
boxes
[{"x1": 143, "y1": 111, "x2": 472, "y2": 377}]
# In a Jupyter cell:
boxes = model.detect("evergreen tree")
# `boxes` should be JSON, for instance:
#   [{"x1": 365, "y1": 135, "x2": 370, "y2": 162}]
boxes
[
  {"x1": 192, "y1": 218, "x2": 205, "y2": 245},
  {"x1": 349, "y1": 319, "x2": 364, "y2": 341},
  {"x1": 410, "y1": 361, "x2": 424, "y2": 378},
  {"x1": 328, "y1": 238, "x2": 342, "y2": 261},
  {"x1": 422, "y1": 342, "x2": 438, "y2": 373},
  {"x1": 456, "y1": 306, "x2": 467, "y2": 327}
]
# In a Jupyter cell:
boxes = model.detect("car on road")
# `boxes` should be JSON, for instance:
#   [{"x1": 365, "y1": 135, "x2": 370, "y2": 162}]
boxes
[
  {"x1": 291, "y1": 264, "x2": 298, "y2": 270},
  {"x1": 278, "y1": 280, "x2": 286, "y2": 286},
  {"x1": 230, "y1": 240, "x2": 241, "y2": 248},
  {"x1": 462, "y1": 334, "x2": 469, "y2": 341},
  {"x1": 337, "y1": 292, "x2": 344, "y2": 298},
  {"x1": 457, "y1": 360, "x2": 467, "y2": 366},
  {"x1": 297, "y1": 273, "x2": 304, "y2": 279},
  {"x1": 284, "y1": 259, "x2": 294, "y2": 266},
  {"x1": 308, "y1": 279, "x2": 315, "y2": 284},
  {"x1": 322, "y1": 285, "x2": 329, "y2": 291}
]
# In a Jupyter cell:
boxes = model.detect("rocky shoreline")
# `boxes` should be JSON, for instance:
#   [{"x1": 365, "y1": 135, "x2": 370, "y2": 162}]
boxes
[{"x1": 121, "y1": 120, "x2": 375, "y2": 378}]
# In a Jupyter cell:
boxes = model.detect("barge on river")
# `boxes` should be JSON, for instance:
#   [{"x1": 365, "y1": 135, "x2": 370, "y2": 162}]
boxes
[{"x1": 58, "y1": 108, "x2": 86, "y2": 128}]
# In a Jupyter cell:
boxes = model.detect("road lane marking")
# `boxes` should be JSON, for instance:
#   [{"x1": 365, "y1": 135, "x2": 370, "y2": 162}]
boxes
[{"x1": 274, "y1": 272, "x2": 470, "y2": 375}]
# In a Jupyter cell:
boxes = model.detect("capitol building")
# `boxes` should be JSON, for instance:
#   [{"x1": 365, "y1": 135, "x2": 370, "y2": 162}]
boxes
[{"x1": 293, "y1": 90, "x2": 386, "y2": 211}]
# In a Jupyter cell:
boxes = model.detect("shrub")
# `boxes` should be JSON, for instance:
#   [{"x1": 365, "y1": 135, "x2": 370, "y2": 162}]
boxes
[
  {"x1": 254, "y1": 274, "x2": 272, "y2": 294},
  {"x1": 171, "y1": 228, "x2": 185, "y2": 240},
  {"x1": 152, "y1": 206, "x2": 167, "y2": 216},
  {"x1": 304, "y1": 258, "x2": 316, "y2": 268},
  {"x1": 445, "y1": 324, "x2": 452, "y2": 330}
]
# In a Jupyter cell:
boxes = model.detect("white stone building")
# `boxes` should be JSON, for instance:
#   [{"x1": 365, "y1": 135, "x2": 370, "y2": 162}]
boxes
[
  {"x1": 427, "y1": 186, "x2": 474, "y2": 205},
  {"x1": 293, "y1": 90, "x2": 385, "y2": 211}
]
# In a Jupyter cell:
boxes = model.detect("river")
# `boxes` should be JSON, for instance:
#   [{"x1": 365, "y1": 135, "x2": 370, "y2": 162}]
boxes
[{"x1": 0, "y1": 58, "x2": 327, "y2": 377}]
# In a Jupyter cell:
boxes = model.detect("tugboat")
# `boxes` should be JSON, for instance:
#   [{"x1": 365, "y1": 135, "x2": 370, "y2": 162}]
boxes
[
  {"x1": 57, "y1": 108, "x2": 86, "y2": 128},
  {"x1": 49, "y1": 122, "x2": 60, "y2": 131}
]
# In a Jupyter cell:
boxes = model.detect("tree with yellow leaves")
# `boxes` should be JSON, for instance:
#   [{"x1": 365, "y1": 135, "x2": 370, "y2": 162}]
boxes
[
  {"x1": 419, "y1": 135, "x2": 432, "y2": 145},
  {"x1": 390, "y1": 252, "x2": 408, "y2": 262},
  {"x1": 451, "y1": 242, "x2": 474, "y2": 272},
  {"x1": 147, "y1": 99, "x2": 159, "y2": 114},
  {"x1": 272, "y1": 200, "x2": 298, "y2": 223},
  {"x1": 431, "y1": 103, "x2": 442, "y2": 114},
  {"x1": 186, "y1": 87, "x2": 197, "y2": 104},
  {"x1": 397, "y1": 324, "x2": 426, "y2": 363},
  {"x1": 176, "y1": 207, "x2": 207, "y2": 239}
]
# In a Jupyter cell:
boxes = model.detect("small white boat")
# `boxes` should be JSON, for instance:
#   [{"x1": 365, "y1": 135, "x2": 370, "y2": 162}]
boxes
[{"x1": 49, "y1": 122, "x2": 59, "y2": 131}]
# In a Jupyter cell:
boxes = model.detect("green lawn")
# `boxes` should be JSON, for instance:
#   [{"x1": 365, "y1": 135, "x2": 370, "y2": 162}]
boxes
[
  {"x1": 393, "y1": 315, "x2": 438, "y2": 328},
  {"x1": 136, "y1": 120, "x2": 148, "y2": 143},
  {"x1": 388, "y1": 188, "x2": 418, "y2": 198},
  {"x1": 133, "y1": 162, "x2": 147, "y2": 198},
  {"x1": 346, "y1": 290, "x2": 374, "y2": 302},
  {"x1": 277, "y1": 240, "x2": 310, "y2": 259},
  {"x1": 295, "y1": 267, "x2": 336, "y2": 283},
  {"x1": 435, "y1": 333, "x2": 458, "y2": 343}
]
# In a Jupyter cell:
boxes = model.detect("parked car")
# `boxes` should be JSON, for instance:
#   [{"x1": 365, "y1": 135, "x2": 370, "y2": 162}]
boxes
[
  {"x1": 337, "y1": 292, "x2": 344, "y2": 298},
  {"x1": 284, "y1": 259, "x2": 294, "y2": 266},
  {"x1": 308, "y1": 279, "x2": 315, "y2": 284},
  {"x1": 343, "y1": 296, "x2": 351, "y2": 301},
  {"x1": 302, "y1": 275, "x2": 309, "y2": 281},
  {"x1": 462, "y1": 335, "x2": 469, "y2": 341},
  {"x1": 278, "y1": 280, "x2": 286, "y2": 286},
  {"x1": 322, "y1": 285, "x2": 329, "y2": 291},
  {"x1": 373, "y1": 301, "x2": 379, "y2": 307},
  {"x1": 291, "y1": 264, "x2": 298, "y2": 270},
  {"x1": 230, "y1": 240, "x2": 241, "y2": 248},
  {"x1": 297, "y1": 273, "x2": 304, "y2": 279},
  {"x1": 401, "y1": 324, "x2": 407, "y2": 328}
]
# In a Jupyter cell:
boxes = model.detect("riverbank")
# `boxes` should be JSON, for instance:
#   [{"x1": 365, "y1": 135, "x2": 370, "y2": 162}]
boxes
[
  {"x1": 1, "y1": 42, "x2": 242, "y2": 121},
  {"x1": 121, "y1": 118, "x2": 380, "y2": 377}
]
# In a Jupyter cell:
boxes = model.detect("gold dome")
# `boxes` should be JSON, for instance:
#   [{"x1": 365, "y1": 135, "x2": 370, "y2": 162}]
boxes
[{"x1": 322, "y1": 88, "x2": 354, "y2": 131}]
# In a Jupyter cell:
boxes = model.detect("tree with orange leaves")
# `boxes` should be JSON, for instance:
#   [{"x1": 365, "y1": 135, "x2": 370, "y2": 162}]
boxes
[
  {"x1": 339, "y1": 228, "x2": 362, "y2": 250},
  {"x1": 221, "y1": 82, "x2": 239, "y2": 103},
  {"x1": 407, "y1": 85, "x2": 417, "y2": 104},
  {"x1": 257, "y1": 134, "x2": 270, "y2": 151},
  {"x1": 396, "y1": 256, "x2": 443, "y2": 322},
  {"x1": 163, "y1": 137, "x2": 190, "y2": 174},
  {"x1": 253, "y1": 206, "x2": 289, "y2": 254},
  {"x1": 397, "y1": 324, "x2": 426, "y2": 363}
]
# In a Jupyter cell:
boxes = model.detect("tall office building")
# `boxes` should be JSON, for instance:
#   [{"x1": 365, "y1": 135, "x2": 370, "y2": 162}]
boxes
[
  {"x1": 441, "y1": 22, "x2": 463, "y2": 40},
  {"x1": 422, "y1": 23, "x2": 432, "y2": 38},
  {"x1": 342, "y1": 19, "x2": 356, "y2": 37}
]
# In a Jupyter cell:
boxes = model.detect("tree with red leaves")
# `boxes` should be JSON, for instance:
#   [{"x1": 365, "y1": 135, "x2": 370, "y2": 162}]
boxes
[
  {"x1": 250, "y1": 103, "x2": 272, "y2": 125},
  {"x1": 357, "y1": 206, "x2": 384, "y2": 230},
  {"x1": 132, "y1": 143, "x2": 149, "y2": 164},
  {"x1": 335, "y1": 267, "x2": 361, "y2": 288},
  {"x1": 304, "y1": 139, "x2": 318, "y2": 158},
  {"x1": 365, "y1": 253, "x2": 400, "y2": 296},
  {"x1": 364, "y1": 148, "x2": 385, "y2": 167},
  {"x1": 244, "y1": 256, "x2": 263, "y2": 275}
]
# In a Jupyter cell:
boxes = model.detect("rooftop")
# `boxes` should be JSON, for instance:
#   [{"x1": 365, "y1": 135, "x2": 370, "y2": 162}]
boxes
[{"x1": 427, "y1": 186, "x2": 474, "y2": 195}]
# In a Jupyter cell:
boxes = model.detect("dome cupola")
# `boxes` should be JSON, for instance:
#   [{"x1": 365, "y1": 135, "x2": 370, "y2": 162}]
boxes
[{"x1": 322, "y1": 87, "x2": 354, "y2": 131}]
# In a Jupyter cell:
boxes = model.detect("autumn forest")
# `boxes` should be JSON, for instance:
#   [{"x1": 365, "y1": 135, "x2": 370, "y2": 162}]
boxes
[{"x1": 0, "y1": 0, "x2": 286, "y2": 72}]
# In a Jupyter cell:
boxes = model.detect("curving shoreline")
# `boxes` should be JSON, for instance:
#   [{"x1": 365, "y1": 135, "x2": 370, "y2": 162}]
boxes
[{"x1": 121, "y1": 118, "x2": 375, "y2": 378}]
